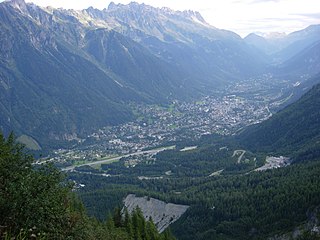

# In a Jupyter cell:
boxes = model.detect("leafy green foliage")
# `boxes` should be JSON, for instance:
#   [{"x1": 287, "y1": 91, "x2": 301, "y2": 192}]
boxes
[
  {"x1": 106, "y1": 207, "x2": 175, "y2": 240},
  {"x1": 0, "y1": 132, "x2": 173, "y2": 239},
  {"x1": 0, "y1": 133, "x2": 71, "y2": 237}
]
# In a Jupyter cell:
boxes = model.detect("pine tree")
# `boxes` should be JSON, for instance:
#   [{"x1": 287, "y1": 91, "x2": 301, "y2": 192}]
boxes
[
  {"x1": 146, "y1": 217, "x2": 158, "y2": 240},
  {"x1": 0, "y1": 133, "x2": 71, "y2": 238},
  {"x1": 114, "y1": 207, "x2": 123, "y2": 227},
  {"x1": 124, "y1": 208, "x2": 134, "y2": 239}
]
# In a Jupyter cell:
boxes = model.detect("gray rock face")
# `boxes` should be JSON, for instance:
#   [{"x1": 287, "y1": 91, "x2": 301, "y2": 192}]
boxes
[{"x1": 123, "y1": 194, "x2": 189, "y2": 233}]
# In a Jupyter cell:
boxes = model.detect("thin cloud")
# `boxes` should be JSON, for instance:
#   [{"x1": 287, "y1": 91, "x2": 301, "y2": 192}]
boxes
[{"x1": 292, "y1": 13, "x2": 320, "y2": 20}]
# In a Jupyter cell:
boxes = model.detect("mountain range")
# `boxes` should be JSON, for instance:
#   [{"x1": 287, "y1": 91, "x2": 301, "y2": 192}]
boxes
[
  {"x1": 0, "y1": 0, "x2": 319, "y2": 148},
  {"x1": 2, "y1": 1, "x2": 320, "y2": 239},
  {"x1": 244, "y1": 25, "x2": 320, "y2": 61}
]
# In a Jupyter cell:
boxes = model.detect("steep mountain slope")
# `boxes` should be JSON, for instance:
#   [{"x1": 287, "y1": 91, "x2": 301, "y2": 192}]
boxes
[
  {"x1": 47, "y1": 1, "x2": 268, "y2": 88},
  {"x1": 83, "y1": 29, "x2": 189, "y2": 101},
  {"x1": 0, "y1": 1, "x2": 138, "y2": 147},
  {"x1": 277, "y1": 73, "x2": 320, "y2": 109},
  {"x1": 83, "y1": 2, "x2": 268, "y2": 82},
  {"x1": 274, "y1": 25, "x2": 320, "y2": 62},
  {"x1": 0, "y1": 0, "x2": 198, "y2": 146},
  {"x1": 237, "y1": 80, "x2": 320, "y2": 160},
  {"x1": 0, "y1": 0, "x2": 269, "y2": 148},
  {"x1": 276, "y1": 40, "x2": 320, "y2": 78},
  {"x1": 244, "y1": 33, "x2": 277, "y2": 55},
  {"x1": 245, "y1": 24, "x2": 320, "y2": 62},
  {"x1": 267, "y1": 39, "x2": 320, "y2": 106}
]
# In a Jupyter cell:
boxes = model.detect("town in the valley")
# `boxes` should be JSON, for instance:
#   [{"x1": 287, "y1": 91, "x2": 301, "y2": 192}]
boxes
[{"x1": 43, "y1": 75, "x2": 295, "y2": 169}]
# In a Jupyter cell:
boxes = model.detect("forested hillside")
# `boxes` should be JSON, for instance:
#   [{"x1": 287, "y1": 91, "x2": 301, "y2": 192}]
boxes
[
  {"x1": 67, "y1": 83, "x2": 320, "y2": 239},
  {"x1": 69, "y1": 155, "x2": 320, "y2": 240},
  {"x1": 237, "y1": 82, "x2": 320, "y2": 161},
  {"x1": 0, "y1": 132, "x2": 175, "y2": 240}
]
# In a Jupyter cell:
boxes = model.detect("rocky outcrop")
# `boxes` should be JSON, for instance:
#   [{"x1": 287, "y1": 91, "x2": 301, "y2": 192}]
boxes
[{"x1": 123, "y1": 194, "x2": 189, "y2": 233}]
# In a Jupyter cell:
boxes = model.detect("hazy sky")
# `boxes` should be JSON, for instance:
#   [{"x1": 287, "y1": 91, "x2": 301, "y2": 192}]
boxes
[{"x1": 22, "y1": 0, "x2": 320, "y2": 37}]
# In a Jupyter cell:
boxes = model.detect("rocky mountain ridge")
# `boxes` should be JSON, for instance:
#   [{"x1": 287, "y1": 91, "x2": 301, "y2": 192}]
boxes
[
  {"x1": 0, "y1": 0, "x2": 268, "y2": 148},
  {"x1": 245, "y1": 24, "x2": 320, "y2": 61},
  {"x1": 0, "y1": 0, "x2": 319, "y2": 149}
]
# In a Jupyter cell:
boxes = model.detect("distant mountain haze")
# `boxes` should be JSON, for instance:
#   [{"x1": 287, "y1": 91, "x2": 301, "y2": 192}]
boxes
[{"x1": 244, "y1": 25, "x2": 320, "y2": 62}]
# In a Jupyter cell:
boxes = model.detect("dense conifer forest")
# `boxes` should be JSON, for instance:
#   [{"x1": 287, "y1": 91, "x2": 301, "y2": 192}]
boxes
[
  {"x1": 70, "y1": 159, "x2": 320, "y2": 239},
  {"x1": 0, "y1": 133, "x2": 175, "y2": 240}
]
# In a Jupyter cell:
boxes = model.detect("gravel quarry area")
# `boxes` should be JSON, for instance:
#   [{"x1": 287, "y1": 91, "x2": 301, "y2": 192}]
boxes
[{"x1": 123, "y1": 194, "x2": 189, "y2": 232}]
